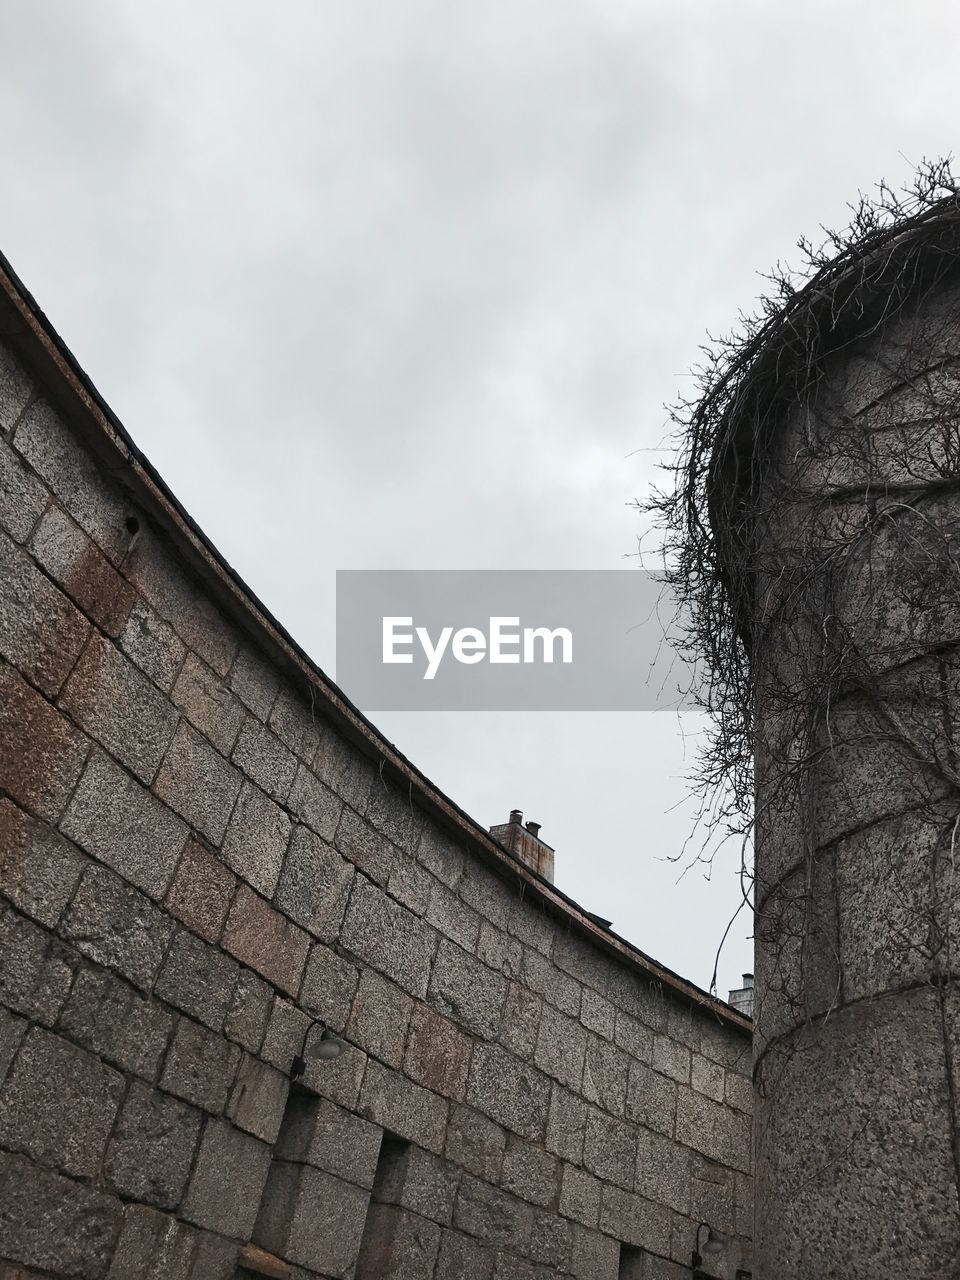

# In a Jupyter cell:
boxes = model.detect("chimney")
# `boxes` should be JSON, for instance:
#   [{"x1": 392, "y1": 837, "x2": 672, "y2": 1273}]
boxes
[
  {"x1": 489, "y1": 809, "x2": 555, "y2": 883},
  {"x1": 727, "y1": 972, "x2": 754, "y2": 1019}
]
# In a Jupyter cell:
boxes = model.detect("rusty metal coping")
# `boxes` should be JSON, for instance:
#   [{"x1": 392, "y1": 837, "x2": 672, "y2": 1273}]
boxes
[{"x1": 0, "y1": 248, "x2": 749, "y2": 1036}]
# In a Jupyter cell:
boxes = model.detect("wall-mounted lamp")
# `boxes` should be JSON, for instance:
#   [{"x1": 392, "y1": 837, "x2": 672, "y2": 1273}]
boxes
[
  {"x1": 691, "y1": 1221, "x2": 726, "y2": 1276},
  {"x1": 290, "y1": 1024, "x2": 346, "y2": 1078}
]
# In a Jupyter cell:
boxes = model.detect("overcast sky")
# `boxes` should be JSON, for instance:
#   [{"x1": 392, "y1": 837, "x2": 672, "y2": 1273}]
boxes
[{"x1": 2, "y1": 0, "x2": 957, "y2": 993}]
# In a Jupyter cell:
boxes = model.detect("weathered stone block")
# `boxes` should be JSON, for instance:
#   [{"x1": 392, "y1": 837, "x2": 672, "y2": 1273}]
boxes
[
  {"x1": 268, "y1": 681, "x2": 322, "y2": 762},
  {"x1": 172, "y1": 652, "x2": 245, "y2": 755},
  {"x1": 0, "y1": 663, "x2": 88, "y2": 821},
  {"x1": 358, "y1": 1059, "x2": 448, "y2": 1154},
  {"x1": 376, "y1": 1142, "x2": 461, "y2": 1226},
  {"x1": 435, "y1": 1227, "x2": 494, "y2": 1280},
  {"x1": 567, "y1": 1224, "x2": 620, "y2": 1280},
  {"x1": 0, "y1": 529, "x2": 89, "y2": 694},
  {"x1": 224, "y1": 966, "x2": 273, "y2": 1054},
  {"x1": 626, "y1": 1060, "x2": 677, "y2": 1138},
  {"x1": 222, "y1": 883, "x2": 310, "y2": 995},
  {"x1": 426, "y1": 881, "x2": 481, "y2": 953},
  {"x1": 544, "y1": 1085, "x2": 588, "y2": 1163},
  {"x1": 534, "y1": 1003, "x2": 587, "y2": 1091},
  {"x1": 105, "y1": 1203, "x2": 199, "y2": 1280},
  {"x1": 220, "y1": 781, "x2": 290, "y2": 897},
  {"x1": 677, "y1": 1087, "x2": 751, "y2": 1175},
  {"x1": 160, "y1": 1016, "x2": 240, "y2": 1114},
  {"x1": 228, "y1": 643, "x2": 279, "y2": 719},
  {"x1": 341, "y1": 876, "x2": 436, "y2": 998},
  {"x1": 155, "y1": 928, "x2": 239, "y2": 1030},
  {"x1": 181, "y1": 1118, "x2": 273, "y2": 1239},
  {"x1": 599, "y1": 1184, "x2": 670, "y2": 1253},
  {"x1": 155, "y1": 721, "x2": 242, "y2": 845},
  {"x1": 528, "y1": 1210, "x2": 571, "y2": 1268},
  {"x1": 105, "y1": 1082, "x2": 203, "y2": 1209},
  {"x1": 356, "y1": 1204, "x2": 441, "y2": 1279},
  {"x1": 0, "y1": 904, "x2": 74, "y2": 1024},
  {"x1": 476, "y1": 920, "x2": 522, "y2": 980},
  {"x1": 227, "y1": 1053, "x2": 290, "y2": 1144},
  {"x1": 300, "y1": 1040, "x2": 367, "y2": 1109},
  {"x1": 581, "y1": 988, "x2": 616, "y2": 1040},
  {"x1": 59, "y1": 965, "x2": 174, "y2": 1081},
  {"x1": 61, "y1": 863, "x2": 175, "y2": 990},
  {"x1": 466, "y1": 1044, "x2": 550, "y2": 1142},
  {"x1": 288, "y1": 763, "x2": 343, "y2": 842},
  {"x1": 499, "y1": 982, "x2": 542, "y2": 1060},
  {"x1": 119, "y1": 598, "x2": 186, "y2": 692},
  {"x1": 614, "y1": 1009, "x2": 654, "y2": 1063},
  {"x1": 559, "y1": 1163, "x2": 602, "y2": 1227},
  {"x1": 260, "y1": 996, "x2": 311, "y2": 1074},
  {"x1": 60, "y1": 632, "x2": 177, "y2": 782},
  {"x1": 416, "y1": 825, "x2": 465, "y2": 890},
  {"x1": 0, "y1": 1149, "x2": 121, "y2": 1280},
  {"x1": 0, "y1": 1006, "x2": 26, "y2": 1084},
  {"x1": 636, "y1": 1128, "x2": 690, "y2": 1215},
  {"x1": 404, "y1": 1004, "x2": 472, "y2": 1100},
  {"x1": 254, "y1": 1162, "x2": 368, "y2": 1273},
  {"x1": 582, "y1": 1035, "x2": 629, "y2": 1117},
  {"x1": 652, "y1": 1035, "x2": 690, "y2": 1085},
  {"x1": 387, "y1": 854, "x2": 433, "y2": 915},
  {"x1": 314, "y1": 726, "x2": 376, "y2": 811},
  {"x1": 0, "y1": 1026, "x2": 124, "y2": 1178},
  {"x1": 30, "y1": 505, "x2": 134, "y2": 634},
  {"x1": 0, "y1": 436, "x2": 45, "y2": 542},
  {"x1": 0, "y1": 340, "x2": 33, "y2": 430},
  {"x1": 691, "y1": 1052, "x2": 725, "y2": 1102},
  {"x1": 347, "y1": 967, "x2": 413, "y2": 1067},
  {"x1": 61, "y1": 750, "x2": 186, "y2": 898},
  {"x1": 429, "y1": 940, "x2": 507, "y2": 1040},
  {"x1": 583, "y1": 1108, "x2": 636, "y2": 1190},
  {"x1": 164, "y1": 837, "x2": 237, "y2": 944},
  {"x1": 724, "y1": 1068, "x2": 752, "y2": 1115},
  {"x1": 275, "y1": 824, "x2": 353, "y2": 941},
  {"x1": 0, "y1": 796, "x2": 85, "y2": 926},
  {"x1": 232, "y1": 716, "x2": 297, "y2": 802},
  {"x1": 365, "y1": 781, "x2": 424, "y2": 855},
  {"x1": 453, "y1": 1174, "x2": 534, "y2": 1252},
  {"x1": 457, "y1": 864, "x2": 514, "y2": 930},
  {"x1": 522, "y1": 946, "x2": 581, "y2": 1017},
  {"x1": 500, "y1": 1136, "x2": 558, "y2": 1207},
  {"x1": 298, "y1": 941, "x2": 359, "y2": 1032},
  {"x1": 445, "y1": 1105, "x2": 506, "y2": 1182},
  {"x1": 334, "y1": 806, "x2": 396, "y2": 883},
  {"x1": 275, "y1": 1092, "x2": 382, "y2": 1188}
]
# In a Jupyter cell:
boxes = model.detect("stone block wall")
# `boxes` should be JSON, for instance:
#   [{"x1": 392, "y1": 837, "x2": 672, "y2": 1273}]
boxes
[{"x1": 0, "y1": 297, "x2": 752, "y2": 1280}]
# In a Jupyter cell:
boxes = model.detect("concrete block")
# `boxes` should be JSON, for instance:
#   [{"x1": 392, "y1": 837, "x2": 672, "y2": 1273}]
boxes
[
  {"x1": 253, "y1": 1162, "x2": 368, "y2": 1273},
  {"x1": 288, "y1": 763, "x2": 343, "y2": 842},
  {"x1": 559, "y1": 1163, "x2": 602, "y2": 1227},
  {"x1": 0, "y1": 662, "x2": 88, "y2": 821},
  {"x1": 119, "y1": 598, "x2": 186, "y2": 692},
  {"x1": 160, "y1": 1016, "x2": 240, "y2": 1114},
  {"x1": 355, "y1": 1204, "x2": 441, "y2": 1279},
  {"x1": 626, "y1": 1060, "x2": 677, "y2": 1138},
  {"x1": 155, "y1": 928, "x2": 240, "y2": 1030},
  {"x1": 347, "y1": 967, "x2": 413, "y2": 1067},
  {"x1": 334, "y1": 806, "x2": 396, "y2": 883},
  {"x1": 221, "y1": 780, "x2": 291, "y2": 897},
  {"x1": 164, "y1": 837, "x2": 237, "y2": 944},
  {"x1": 60, "y1": 632, "x2": 177, "y2": 783},
  {"x1": 583, "y1": 1108, "x2": 637, "y2": 1190},
  {"x1": 500, "y1": 1136, "x2": 558, "y2": 1207},
  {"x1": 635, "y1": 1129, "x2": 690, "y2": 1215},
  {"x1": 275, "y1": 824, "x2": 354, "y2": 941},
  {"x1": 222, "y1": 883, "x2": 310, "y2": 996},
  {"x1": 268, "y1": 681, "x2": 322, "y2": 762},
  {"x1": 298, "y1": 941, "x2": 359, "y2": 1032},
  {"x1": 0, "y1": 1026, "x2": 124, "y2": 1178},
  {"x1": 0, "y1": 530, "x2": 89, "y2": 696},
  {"x1": 429, "y1": 940, "x2": 507, "y2": 1039},
  {"x1": 181, "y1": 1118, "x2": 273, "y2": 1239},
  {"x1": 567, "y1": 1224, "x2": 620, "y2": 1280},
  {"x1": 30, "y1": 504, "x2": 134, "y2": 634},
  {"x1": 445, "y1": 1104, "x2": 506, "y2": 1182},
  {"x1": 313, "y1": 726, "x2": 376, "y2": 811},
  {"x1": 0, "y1": 904, "x2": 74, "y2": 1024},
  {"x1": 14, "y1": 397, "x2": 129, "y2": 563},
  {"x1": 544, "y1": 1085, "x2": 587, "y2": 1163},
  {"x1": 416, "y1": 825, "x2": 465, "y2": 890},
  {"x1": 582, "y1": 1035, "x2": 629, "y2": 1116},
  {"x1": 652, "y1": 1035, "x2": 690, "y2": 1085},
  {"x1": 232, "y1": 716, "x2": 297, "y2": 803},
  {"x1": 227, "y1": 1053, "x2": 290, "y2": 1144},
  {"x1": 0, "y1": 1149, "x2": 121, "y2": 1280},
  {"x1": 275, "y1": 1092, "x2": 382, "y2": 1189},
  {"x1": 155, "y1": 721, "x2": 243, "y2": 845},
  {"x1": 224, "y1": 966, "x2": 273, "y2": 1054},
  {"x1": 61, "y1": 749, "x2": 187, "y2": 898},
  {"x1": 58, "y1": 965, "x2": 174, "y2": 1081},
  {"x1": 341, "y1": 876, "x2": 436, "y2": 999},
  {"x1": 61, "y1": 863, "x2": 175, "y2": 990},
  {"x1": 453, "y1": 1174, "x2": 534, "y2": 1251},
  {"x1": 0, "y1": 796, "x2": 85, "y2": 926},
  {"x1": 435, "y1": 1228, "x2": 494, "y2": 1280},
  {"x1": 228, "y1": 643, "x2": 279, "y2": 719},
  {"x1": 425, "y1": 881, "x2": 481, "y2": 953},
  {"x1": 260, "y1": 996, "x2": 311, "y2": 1074},
  {"x1": 0, "y1": 435, "x2": 46, "y2": 542},
  {"x1": 534, "y1": 1003, "x2": 587, "y2": 1091},
  {"x1": 499, "y1": 982, "x2": 542, "y2": 1060},
  {"x1": 172, "y1": 652, "x2": 245, "y2": 754},
  {"x1": 466, "y1": 1043, "x2": 550, "y2": 1142},
  {"x1": 365, "y1": 780, "x2": 424, "y2": 855},
  {"x1": 404, "y1": 1004, "x2": 472, "y2": 1100},
  {"x1": 105, "y1": 1081, "x2": 203, "y2": 1209},
  {"x1": 359, "y1": 1059, "x2": 449, "y2": 1154}
]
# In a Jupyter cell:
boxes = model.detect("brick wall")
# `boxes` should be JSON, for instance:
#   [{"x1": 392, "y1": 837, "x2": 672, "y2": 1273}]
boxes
[{"x1": 0, "y1": 288, "x2": 753, "y2": 1280}]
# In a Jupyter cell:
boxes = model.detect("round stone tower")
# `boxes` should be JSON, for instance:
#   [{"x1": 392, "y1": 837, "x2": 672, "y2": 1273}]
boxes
[{"x1": 708, "y1": 201, "x2": 960, "y2": 1276}]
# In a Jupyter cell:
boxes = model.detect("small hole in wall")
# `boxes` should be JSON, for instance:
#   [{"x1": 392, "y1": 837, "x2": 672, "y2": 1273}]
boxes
[{"x1": 125, "y1": 516, "x2": 140, "y2": 535}]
